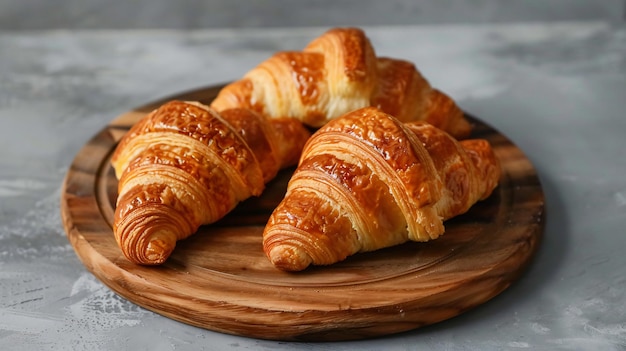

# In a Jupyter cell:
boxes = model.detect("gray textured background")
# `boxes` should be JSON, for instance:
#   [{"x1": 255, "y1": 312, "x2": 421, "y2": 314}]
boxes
[
  {"x1": 2, "y1": 1, "x2": 626, "y2": 350},
  {"x1": 1, "y1": 0, "x2": 624, "y2": 30}
]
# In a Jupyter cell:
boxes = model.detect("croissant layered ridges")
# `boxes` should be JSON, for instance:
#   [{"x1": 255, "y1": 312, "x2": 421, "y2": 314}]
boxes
[
  {"x1": 112, "y1": 101, "x2": 264, "y2": 194},
  {"x1": 111, "y1": 100, "x2": 311, "y2": 265},
  {"x1": 371, "y1": 57, "x2": 470, "y2": 138},
  {"x1": 263, "y1": 106, "x2": 501, "y2": 271},
  {"x1": 110, "y1": 27, "x2": 487, "y2": 267},
  {"x1": 210, "y1": 27, "x2": 471, "y2": 139},
  {"x1": 211, "y1": 28, "x2": 377, "y2": 128}
]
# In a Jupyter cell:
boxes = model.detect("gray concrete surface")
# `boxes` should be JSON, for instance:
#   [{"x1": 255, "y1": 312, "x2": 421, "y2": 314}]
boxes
[
  {"x1": 1, "y1": 22, "x2": 626, "y2": 350},
  {"x1": 1, "y1": 1, "x2": 626, "y2": 350},
  {"x1": 1, "y1": 0, "x2": 624, "y2": 29}
]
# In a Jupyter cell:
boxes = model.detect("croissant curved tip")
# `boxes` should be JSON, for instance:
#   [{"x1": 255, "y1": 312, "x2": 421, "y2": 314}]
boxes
[
  {"x1": 267, "y1": 244, "x2": 313, "y2": 272},
  {"x1": 141, "y1": 239, "x2": 174, "y2": 265},
  {"x1": 122, "y1": 236, "x2": 175, "y2": 265}
]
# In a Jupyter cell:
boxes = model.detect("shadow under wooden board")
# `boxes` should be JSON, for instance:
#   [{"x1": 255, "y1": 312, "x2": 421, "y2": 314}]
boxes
[{"x1": 60, "y1": 85, "x2": 545, "y2": 341}]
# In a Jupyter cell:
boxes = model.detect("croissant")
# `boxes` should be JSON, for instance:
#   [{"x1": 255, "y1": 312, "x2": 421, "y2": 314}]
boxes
[
  {"x1": 111, "y1": 100, "x2": 311, "y2": 265},
  {"x1": 210, "y1": 27, "x2": 471, "y2": 138},
  {"x1": 262, "y1": 107, "x2": 500, "y2": 271}
]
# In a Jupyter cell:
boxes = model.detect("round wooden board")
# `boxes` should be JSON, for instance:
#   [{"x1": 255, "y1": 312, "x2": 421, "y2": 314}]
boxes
[{"x1": 60, "y1": 85, "x2": 544, "y2": 341}]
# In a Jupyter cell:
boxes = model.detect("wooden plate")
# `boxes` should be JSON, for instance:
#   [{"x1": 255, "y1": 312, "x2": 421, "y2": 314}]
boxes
[{"x1": 60, "y1": 85, "x2": 544, "y2": 341}]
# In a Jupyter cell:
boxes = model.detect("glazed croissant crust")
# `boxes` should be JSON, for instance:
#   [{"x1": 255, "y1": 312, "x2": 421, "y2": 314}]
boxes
[
  {"x1": 210, "y1": 27, "x2": 471, "y2": 139},
  {"x1": 111, "y1": 100, "x2": 310, "y2": 265},
  {"x1": 262, "y1": 107, "x2": 500, "y2": 271}
]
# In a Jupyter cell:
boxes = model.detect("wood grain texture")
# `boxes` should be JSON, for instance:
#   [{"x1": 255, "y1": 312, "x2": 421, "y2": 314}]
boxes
[{"x1": 60, "y1": 85, "x2": 544, "y2": 341}]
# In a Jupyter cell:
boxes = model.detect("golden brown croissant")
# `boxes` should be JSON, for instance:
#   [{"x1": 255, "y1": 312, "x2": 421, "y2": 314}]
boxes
[
  {"x1": 262, "y1": 107, "x2": 500, "y2": 271},
  {"x1": 210, "y1": 27, "x2": 471, "y2": 138},
  {"x1": 111, "y1": 100, "x2": 311, "y2": 265}
]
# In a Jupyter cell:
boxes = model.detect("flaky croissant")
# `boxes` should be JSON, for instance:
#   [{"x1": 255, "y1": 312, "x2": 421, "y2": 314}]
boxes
[
  {"x1": 210, "y1": 27, "x2": 471, "y2": 138},
  {"x1": 111, "y1": 100, "x2": 310, "y2": 265},
  {"x1": 262, "y1": 107, "x2": 500, "y2": 271}
]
